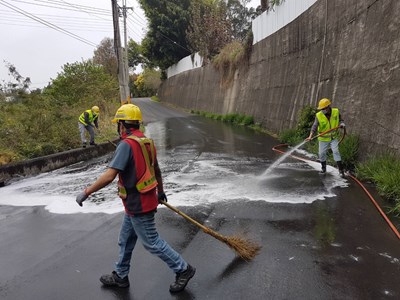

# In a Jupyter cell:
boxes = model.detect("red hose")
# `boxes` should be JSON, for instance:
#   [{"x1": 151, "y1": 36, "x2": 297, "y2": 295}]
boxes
[
  {"x1": 272, "y1": 144, "x2": 400, "y2": 240},
  {"x1": 348, "y1": 174, "x2": 400, "y2": 239}
]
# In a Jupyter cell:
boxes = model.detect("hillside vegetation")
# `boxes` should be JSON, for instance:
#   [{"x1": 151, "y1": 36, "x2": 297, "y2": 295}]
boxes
[{"x1": 0, "y1": 61, "x2": 120, "y2": 164}]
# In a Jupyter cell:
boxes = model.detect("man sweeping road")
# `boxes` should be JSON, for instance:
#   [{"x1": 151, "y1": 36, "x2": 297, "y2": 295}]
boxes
[{"x1": 75, "y1": 103, "x2": 195, "y2": 293}]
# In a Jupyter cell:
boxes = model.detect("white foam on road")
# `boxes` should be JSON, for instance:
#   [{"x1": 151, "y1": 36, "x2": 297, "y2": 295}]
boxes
[
  {"x1": 164, "y1": 155, "x2": 348, "y2": 207},
  {"x1": 0, "y1": 153, "x2": 348, "y2": 214}
]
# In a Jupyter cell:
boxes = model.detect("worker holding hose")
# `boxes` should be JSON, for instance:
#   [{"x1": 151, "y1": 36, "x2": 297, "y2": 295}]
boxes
[
  {"x1": 305, "y1": 98, "x2": 346, "y2": 177},
  {"x1": 75, "y1": 104, "x2": 195, "y2": 293}
]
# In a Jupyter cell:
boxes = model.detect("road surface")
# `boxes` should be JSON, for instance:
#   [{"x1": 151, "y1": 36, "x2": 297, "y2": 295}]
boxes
[{"x1": 0, "y1": 98, "x2": 399, "y2": 299}]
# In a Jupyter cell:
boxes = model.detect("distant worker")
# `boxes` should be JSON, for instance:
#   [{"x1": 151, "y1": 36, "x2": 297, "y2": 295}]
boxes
[
  {"x1": 78, "y1": 106, "x2": 100, "y2": 148},
  {"x1": 75, "y1": 104, "x2": 195, "y2": 293},
  {"x1": 305, "y1": 98, "x2": 345, "y2": 176}
]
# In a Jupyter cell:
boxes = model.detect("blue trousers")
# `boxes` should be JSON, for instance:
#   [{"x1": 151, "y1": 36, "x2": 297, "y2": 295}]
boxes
[{"x1": 115, "y1": 212, "x2": 188, "y2": 278}]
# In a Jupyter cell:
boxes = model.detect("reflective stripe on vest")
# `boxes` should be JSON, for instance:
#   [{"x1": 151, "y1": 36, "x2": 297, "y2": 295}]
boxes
[
  {"x1": 79, "y1": 109, "x2": 97, "y2": 126},
  {"x1": 316, "y1": 108, "x2": 340, "y2": 142},
  {"x1": 126, "y1": 136, "x2": 158, "y2": 193}
]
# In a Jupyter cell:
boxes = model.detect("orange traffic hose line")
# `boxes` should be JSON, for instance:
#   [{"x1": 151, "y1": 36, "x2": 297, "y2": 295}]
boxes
[{"x1": 271, "y1": 144, "x2": 400, "y2": 240}]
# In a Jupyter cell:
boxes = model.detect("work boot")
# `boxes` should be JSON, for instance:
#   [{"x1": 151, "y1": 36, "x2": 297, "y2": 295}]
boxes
[
  {"x1": 99, "y1": 271, "x2": 130, "y2": 288},
  {"x1": 169, "y1": 264, "x2": 196, "y2": 293},
  {"x1": 336, "y1": 161, "x2": 345, "y2": 177},
  {"x1": 320, "y1": 161, "x2": 327, "y2": 174},
  {"x1": 82, "y1": 142, "x2": 87, "y2": 148}
]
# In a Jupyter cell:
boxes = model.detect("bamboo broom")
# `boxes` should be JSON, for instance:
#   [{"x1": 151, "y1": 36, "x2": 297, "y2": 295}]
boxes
[{"x1": 160, "y1": 200, "x2": 261, "y2": 261}]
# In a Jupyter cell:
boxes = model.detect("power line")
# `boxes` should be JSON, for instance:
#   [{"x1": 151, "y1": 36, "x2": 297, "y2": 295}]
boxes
[
  {"x1": 56, "y1": 0, "x2": 111, "y2": 21},
  {"x1": 157, "y1": 30, "x2": 191, "y2": 54},
  {"x1": 38, "y1": 0, "x2": 109, "y2": 13},
  {"x1": 1, "y1": 14, "x2": 111, "y2": 28},
  {"x1": 125, "y1": 18, "x2": 145, "y2": 39},
  {"x1": 12, "y1": 0, "x2": 111, "y2": 15},
  {"x1": 0, "y1": 8, "x2": 111, "y2": 21},
  {"x1": 0, "y1": 0, "x2": 97, "y2": 47}
]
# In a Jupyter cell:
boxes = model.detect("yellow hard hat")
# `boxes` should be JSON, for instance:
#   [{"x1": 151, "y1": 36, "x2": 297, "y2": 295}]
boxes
[
  {"x1": 317, "y1": 98, "x2": 331, "y2": 110},
  {"x1": 91, "y1": 106, "x2": 100, "y2": 114},
  {"x1": 112, "y1": 104, "x2": 142, "y2": 123}
]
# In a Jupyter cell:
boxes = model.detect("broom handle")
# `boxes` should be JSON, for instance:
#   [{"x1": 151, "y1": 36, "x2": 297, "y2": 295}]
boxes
[
  {"x1": 160, "y1": 200, "x2": 209, "y2": 232},
  {"x1": 109, "y1": 141, "x2": 211, "y2": 233}
]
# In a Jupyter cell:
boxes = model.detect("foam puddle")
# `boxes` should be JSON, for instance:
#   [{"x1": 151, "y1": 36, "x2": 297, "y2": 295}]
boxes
[
  {"x1": 164, "y1": 153, "x2": 348, "y2": 207},
  {"x1": 0, "y1": 151, "x2": 348, "y2": 214}
]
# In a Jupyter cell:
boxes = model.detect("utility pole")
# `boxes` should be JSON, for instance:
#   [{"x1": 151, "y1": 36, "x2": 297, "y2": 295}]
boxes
[{"x1": 111, "y1": 0, "x2": 132, "y2": 105}]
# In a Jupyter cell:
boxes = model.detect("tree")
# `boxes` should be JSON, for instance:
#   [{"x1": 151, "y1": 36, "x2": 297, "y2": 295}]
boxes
[
  {"x1": 187, "y1": 0, "x2": 232, "y2": 62},
  {"x1": 43, "y1": 60, "x2": 119, "y2": 106},
  {"x1": 127, "y1": 39, "x2": 148, "y2": 69},
  {"x1": 226, "y1": 0, "x2": 258, "y2": 42},
  {"x1": 0, "y1": 61, "x2": 31, "y2": 99},
  {"x1": 93, "y1": 38, "x2": 118, "y2": 78},
  {"x1": 134, "y1": 68, "x2": 161, "y2": 97},
  {"x1": 138, "y1": 0, "x2": 192, "y2": 70},
  {"x1": 260, "y1": 0, "x2": 269, "y2": 12}
]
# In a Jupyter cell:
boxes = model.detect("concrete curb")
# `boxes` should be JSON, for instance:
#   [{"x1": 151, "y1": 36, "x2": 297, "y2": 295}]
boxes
[{"x1": 0, "y1": 141, "x2": 117, "y2": 185}]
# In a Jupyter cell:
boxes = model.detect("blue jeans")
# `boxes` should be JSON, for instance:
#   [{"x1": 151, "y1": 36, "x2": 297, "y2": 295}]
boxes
[
  {"x1": 319, "y1": 138, "x2": 342, "y2": 162},
  {"x1": 115, "y1": 212, "x2": 188, "y2": 278}
]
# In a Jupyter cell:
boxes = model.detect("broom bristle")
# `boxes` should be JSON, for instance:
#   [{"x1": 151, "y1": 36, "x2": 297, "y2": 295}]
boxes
[{"x1": 203, "y1": 228, "x2": 261, "y2": 261}]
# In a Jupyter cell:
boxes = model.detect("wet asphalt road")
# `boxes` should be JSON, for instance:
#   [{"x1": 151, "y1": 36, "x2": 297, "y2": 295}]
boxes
[{"x1": 0, "y1": 98, "x2": 400, "y2": 300}]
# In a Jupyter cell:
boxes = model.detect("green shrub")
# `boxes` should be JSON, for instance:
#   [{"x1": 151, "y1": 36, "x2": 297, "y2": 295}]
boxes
[
  {"x1": 339, "y1": 134, "x2": 359, "y2": 170},
  {"x1": 296, "y1": 105, "x2": 317, "y2": 138},
  {"x1": 279, "y1": 128, "x2": 303, "y2": 145},
  {"x1": 222, "y1": 113, "x2": 236, "y2": 123},
  {"x1": 240, "y1": 115, "x2": 254, "y2": 126},
  {"x1": 356, "y1": 153, "x2": 400, "y2": 209},
  {"x1": 278, "y1": 105, "x2": 316, "y2": 145},
  {"x1": 191, "y1": 110, "x2": 255, "y2": 128}
]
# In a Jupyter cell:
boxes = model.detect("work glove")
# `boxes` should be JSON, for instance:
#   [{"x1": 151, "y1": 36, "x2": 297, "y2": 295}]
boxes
[
  {"x1": 339, "y1": 122, "x2": 346, "y2": 128},
  {"x1": 158, "y1": 192, "x2": 167, "y2": 204},
  {"x1": 76, "y1": 189, "x2": 89, "y2": 207}
]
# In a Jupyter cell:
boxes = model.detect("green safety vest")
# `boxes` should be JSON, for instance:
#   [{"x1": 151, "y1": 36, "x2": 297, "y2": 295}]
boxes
[
  {"x1": 79, "y1": 109, "x2": 98, "y2": 126},
  {"x1": 316, "y1": 108, "x2": 340, "y2": 142}
]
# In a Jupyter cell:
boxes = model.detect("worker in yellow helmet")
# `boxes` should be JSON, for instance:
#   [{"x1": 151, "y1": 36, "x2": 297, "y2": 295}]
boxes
[
  {"x1": 75, "y1": 104, "x2": 195, "y2": 292},
  {"x1": 305, "y1": 98, "x2": 346, "y2": 176},
  {"x1": 78, "y1": 106, "x2": 100, "y2": 147}
]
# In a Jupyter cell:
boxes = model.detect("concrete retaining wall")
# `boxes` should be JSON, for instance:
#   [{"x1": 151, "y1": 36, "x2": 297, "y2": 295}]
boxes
[
  {"x1": 0, "y1": 142, "x2": 116, "y2": 185},
  {"x1": 158, "y1": 0, "x2": 400, "y2": 159}
]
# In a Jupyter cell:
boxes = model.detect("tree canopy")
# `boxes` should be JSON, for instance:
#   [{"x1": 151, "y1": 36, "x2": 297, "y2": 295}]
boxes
[
  {"x1": 138, "y1": 0, "x2": 192, "y2": 70},
  {"x1": 137, "y1": 0, "x2": 260, "y2": 69},
  {"x1": 43, "y1": 60, "x2": 119, "y2": 106},
  {"x1": 186, "y1": 0, "x2": 232, "y2": 61},
  {"x1": 93, "y1": 38, "x2": 118, "y2": 78},
  {"x1": 0, "y1": 61, "x2": 31, "y2": 100}
]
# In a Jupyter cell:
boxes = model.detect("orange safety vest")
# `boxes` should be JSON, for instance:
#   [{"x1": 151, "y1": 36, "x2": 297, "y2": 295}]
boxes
[{"x1": 117, "y1": 136, "x2": 158, "y2": 198}]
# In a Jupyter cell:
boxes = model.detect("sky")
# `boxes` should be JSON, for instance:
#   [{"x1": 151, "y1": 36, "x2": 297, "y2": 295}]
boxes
[
  {"x1": 0, "y1": 0, "x2": 147, "y2": 89},
  {"x1": 0, "y1": 0, "x2": 260, "y2": 90}
]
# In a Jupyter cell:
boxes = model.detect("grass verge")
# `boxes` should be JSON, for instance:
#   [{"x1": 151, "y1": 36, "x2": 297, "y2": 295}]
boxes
[{"x1": 356, "y1": 153, "x2": 400, "y2": 215}]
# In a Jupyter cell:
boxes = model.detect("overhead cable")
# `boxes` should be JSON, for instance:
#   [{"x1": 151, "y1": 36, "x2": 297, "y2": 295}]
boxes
[{"x1": 0, "y1": 0, "x2": 97, "y2": 47}]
